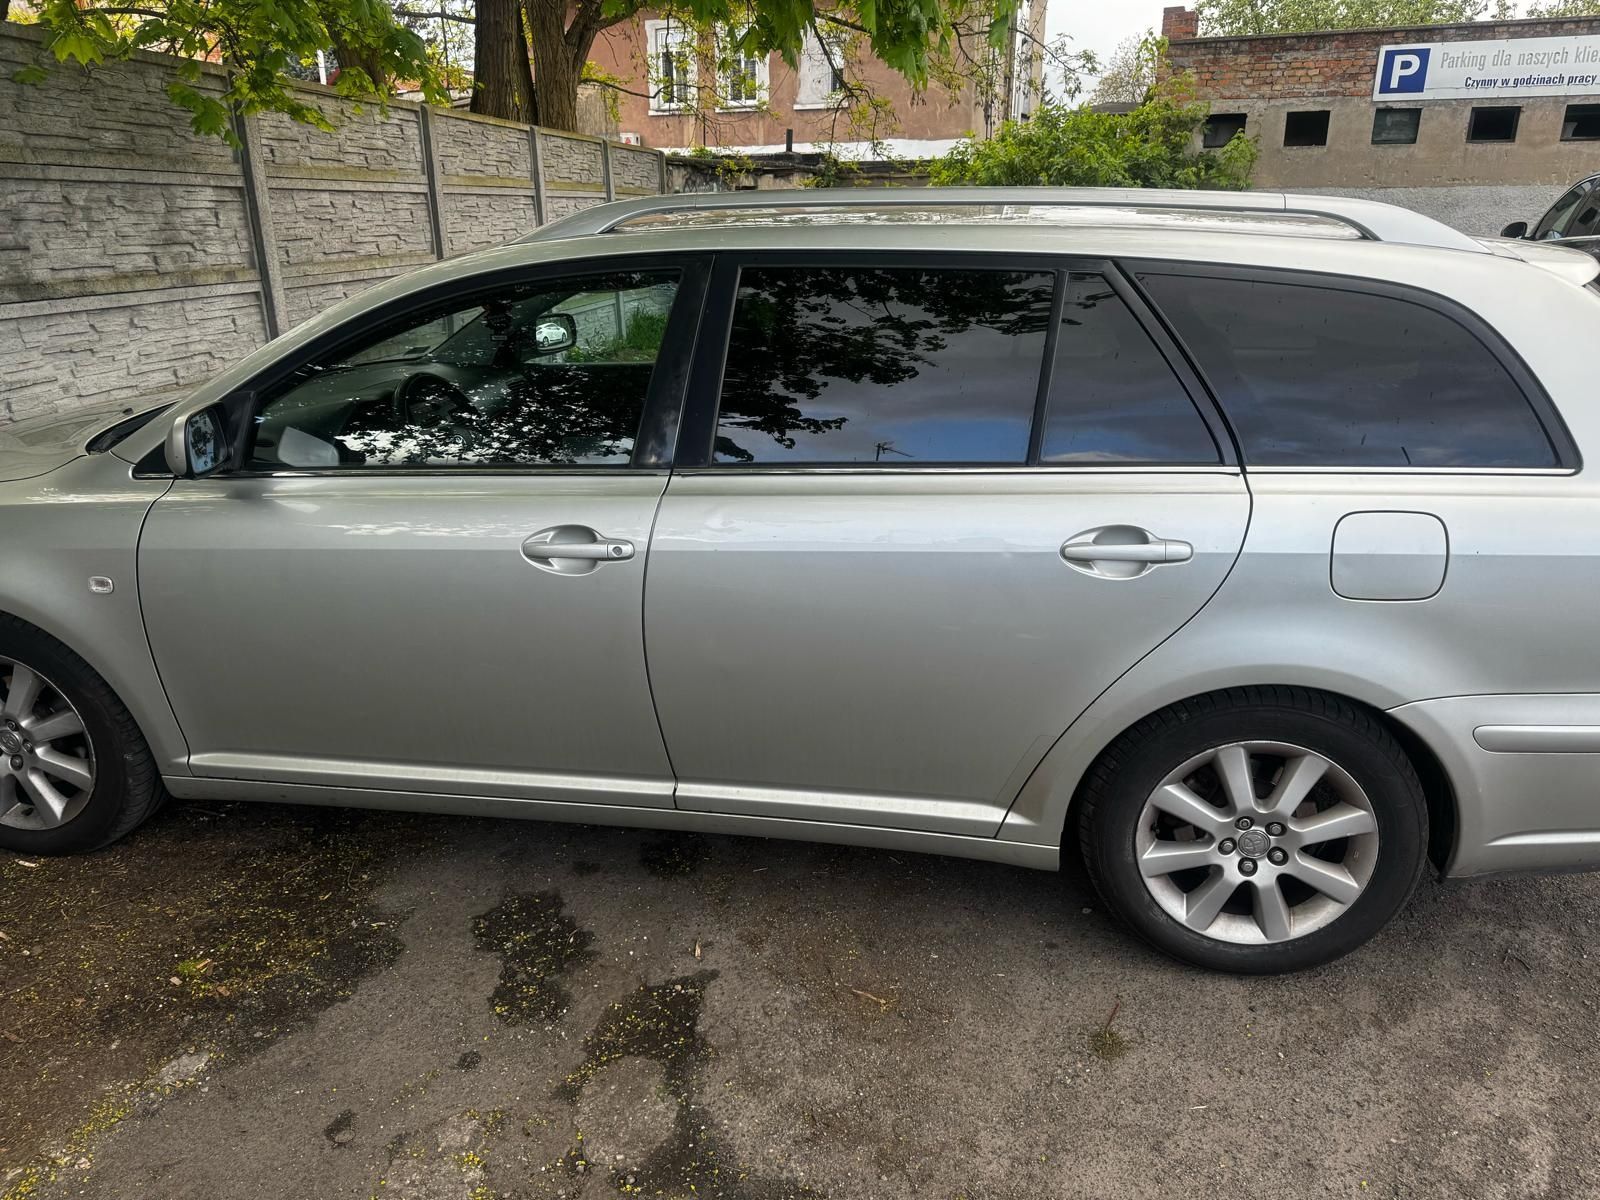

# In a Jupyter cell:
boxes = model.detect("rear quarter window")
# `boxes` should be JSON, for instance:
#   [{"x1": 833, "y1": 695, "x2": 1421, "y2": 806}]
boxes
[{"x1": 1139, "y1": 271, "x2": 1559, "y2": 469}]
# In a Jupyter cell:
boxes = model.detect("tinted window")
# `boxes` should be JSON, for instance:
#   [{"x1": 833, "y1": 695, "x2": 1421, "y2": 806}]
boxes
[
  {"x1": 1141, "y1": 273, "x2": 1556, "y2": 468},
  {"x1": 251, "y1": 271, "x2": 678, "y2": 470},
  {"x1": 1039, "y1": 275, "x2": 1219, "y2": 464},
  {"x1": 1534, "y1": 183, "x2": 1589, "y2": 239},
  {"x1": 714, "y1": 266, "x2": 1053, "y2": 464},
  {"x1": 1372, "y1": 107, "x2": 1420, "y2": 145}
]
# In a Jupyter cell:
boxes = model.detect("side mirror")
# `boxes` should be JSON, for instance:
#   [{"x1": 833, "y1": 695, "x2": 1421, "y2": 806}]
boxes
[
  {"x1": 1501, "y1": 220, "x2": 1529, "y2": 239},
  {"x1": 532, "y1": 313, "x2": 578, "y2": 355},
  {"x1": 164, "y1": 405, "x2": 231, "y2": 478}
]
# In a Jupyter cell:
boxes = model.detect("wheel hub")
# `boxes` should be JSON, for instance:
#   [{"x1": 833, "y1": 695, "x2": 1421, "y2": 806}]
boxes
[
  {"x1": 0, "y1": 657, "x2": 96, "y2": 831},
  {"x1": 1236, "y1": 828, "x2": 1271, "y2": 859},
  {"x1": 1133, "y1": 740, "x2": 1381, "y2": 946}
]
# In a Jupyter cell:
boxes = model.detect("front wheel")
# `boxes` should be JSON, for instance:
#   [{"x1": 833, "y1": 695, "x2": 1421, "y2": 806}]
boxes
[
  {"x1": 0, "y1": 618, "x2": 164, "y2": 855},
  {"x1": 1078, "y1": 688, "x2": 1428, "y2": 974}
]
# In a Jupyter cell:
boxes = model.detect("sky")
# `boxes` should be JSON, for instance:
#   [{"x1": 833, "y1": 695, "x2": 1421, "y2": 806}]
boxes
[{"x1": 1043, "y1": 0, "x2": 1175, "y2": 95}]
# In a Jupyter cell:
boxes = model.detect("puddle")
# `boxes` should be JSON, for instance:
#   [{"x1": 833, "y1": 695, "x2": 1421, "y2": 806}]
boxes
[{"x1": 470, "y1": 890, "x2": 595, "y2": 1024}]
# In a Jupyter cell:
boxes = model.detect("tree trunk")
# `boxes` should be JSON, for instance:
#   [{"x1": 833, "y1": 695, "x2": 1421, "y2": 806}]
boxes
[
  {"x1": 525, "y1": 0, "x2": 594, "y2": 132},
  {"x1": 472, "y1": 0, "x2": 535, "y2": 122}
]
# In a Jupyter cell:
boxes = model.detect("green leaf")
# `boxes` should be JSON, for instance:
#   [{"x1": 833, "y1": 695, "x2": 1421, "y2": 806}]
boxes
[{"x1": 11, "y1": 65, "x2": 51, "y2": 85}]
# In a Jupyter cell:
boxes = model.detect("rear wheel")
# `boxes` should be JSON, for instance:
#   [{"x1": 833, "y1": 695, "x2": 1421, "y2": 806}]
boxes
[
  {"x1": 0, "y1": 619, "x2": 164, "y2": 854},
  {"x1": 1078, "y1": 688, "x2": 1427, "y2": 974}
]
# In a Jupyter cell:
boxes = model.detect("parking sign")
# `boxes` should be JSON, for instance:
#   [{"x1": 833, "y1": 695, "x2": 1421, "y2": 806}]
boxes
[{"x1": 1376, "y1": 46, "x2": 1431, "y2": 94}]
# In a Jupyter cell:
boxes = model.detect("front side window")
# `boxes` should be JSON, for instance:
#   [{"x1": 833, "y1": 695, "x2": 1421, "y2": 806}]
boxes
[
  {"x1": 250, "y1": 271, "x2": 679, "y2": 470},
  {"x1": 1140, "y1": 272, "x2": 1556, "y2": 468},
  {"x1": 714, "y1": 266, "x2": 1053, "y2": 465},
  {"x1": 1040, "y1": 275, "x2": 1219, "y2": 464},
  {"x1": 1534, "y1": 182, "x2": 1591, "y2": 239}
]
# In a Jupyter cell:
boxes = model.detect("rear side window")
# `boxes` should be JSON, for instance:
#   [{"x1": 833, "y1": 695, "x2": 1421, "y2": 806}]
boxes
[
  {"x1": 1040, "y1": 274, "x2": 1220, "y2": 464},
  {"x1": 714, "y1": 266, "x2": 1053, "y2": 464},
  {"x1": 1140, "y1": 272, "x2": 1557, "y2": 468}
]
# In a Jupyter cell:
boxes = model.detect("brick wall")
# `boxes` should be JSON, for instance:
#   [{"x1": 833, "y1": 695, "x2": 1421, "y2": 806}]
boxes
[
  {"x1": 0, "y1": 22, "x2": 670, "y2": 422},
  {"x1": 1160, "y1": 8, "x2": 1600, "y2": 197},
  {"x1": 1163, "y1": 9, "x2": 1600, "y2": 100}
]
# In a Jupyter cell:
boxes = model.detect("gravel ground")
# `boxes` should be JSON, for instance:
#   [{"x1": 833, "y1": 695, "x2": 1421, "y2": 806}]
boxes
[{"x1": 3, "y1": 799, "x2": 1600, "y2": 1200}]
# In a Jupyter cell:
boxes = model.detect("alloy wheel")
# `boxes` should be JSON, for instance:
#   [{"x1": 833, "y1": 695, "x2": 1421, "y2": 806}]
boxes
[
  {"x1": 0, "y1": 657, "x2": 96, "y2": 830},
  {"x1": 1135, "y1": 740, "x2": 1379, "y2": 945}
]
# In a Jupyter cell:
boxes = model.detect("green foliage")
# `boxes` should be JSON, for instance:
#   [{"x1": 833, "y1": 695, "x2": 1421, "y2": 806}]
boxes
[
  {"x1": 18, "y1": 0, "x2": 447, "y2": 142},
  {"x1": 1195, "y1": 0, "x2": 1514, "y2": 36},
  {"x1": 928, "y1": 70, "x2": 1258, "y2": 191},
  {"x1": 1522, "y1": 0, "x2": 1600, "y2": 15},
  {"x1": 565, "y1": 308, "x2": 671, "y2": 363},
  {"x1": 633, "y1": 0, "x2": 1018, "y2": 92}
]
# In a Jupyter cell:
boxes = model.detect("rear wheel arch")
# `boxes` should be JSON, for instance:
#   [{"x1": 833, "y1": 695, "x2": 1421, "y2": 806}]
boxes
[{"x1": 1062, "y1": 685, "x2": 1459, "y2": 873}]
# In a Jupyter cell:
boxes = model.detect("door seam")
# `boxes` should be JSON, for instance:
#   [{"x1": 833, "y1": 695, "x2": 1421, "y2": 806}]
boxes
[{"x1": 638, "y1": 473, "x2": 680, "y2": 798}]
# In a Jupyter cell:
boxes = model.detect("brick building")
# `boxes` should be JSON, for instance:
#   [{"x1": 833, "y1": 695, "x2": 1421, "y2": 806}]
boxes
[
  {"x1": 587, "y1": 2, "x2": 1047, "y2": 157},
  {"x1": 1162, "y1": 6, "x2": 1600, "y2": 232}
]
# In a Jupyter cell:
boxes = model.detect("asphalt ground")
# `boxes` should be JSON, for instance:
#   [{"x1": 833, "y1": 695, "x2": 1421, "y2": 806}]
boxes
[{"x1": 3, "y1": 799, "x2": 1599, "y2": 1200}]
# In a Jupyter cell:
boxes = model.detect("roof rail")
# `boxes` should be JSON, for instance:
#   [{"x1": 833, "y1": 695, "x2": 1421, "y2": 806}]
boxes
[{"x1": 518, "y1": 186, "x2": 1487, "y2": 254}]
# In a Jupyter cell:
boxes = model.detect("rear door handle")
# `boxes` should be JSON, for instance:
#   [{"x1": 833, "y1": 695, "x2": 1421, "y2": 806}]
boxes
[
  {"x1": 1060, "y1": 526, "x2": 1193, "y2": 579},
  {"x1": 522, "y1": 526, "x2": 634, "y2": 574},
  {"x1": 1061, "y1": 540, "x2": 1192, "y2": 564}
]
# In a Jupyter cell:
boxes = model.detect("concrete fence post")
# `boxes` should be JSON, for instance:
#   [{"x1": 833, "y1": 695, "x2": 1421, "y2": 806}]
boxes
[
  {"x1": 658, "y1": 149, "x2": 669, "y2": 196},
  {"x1": 529, "y1": 127, "x2": 548, "y2": 226},
  {"x1": 232, "y1": 110, "x2": 289, "y2": 340},
  {"x1": 416, "y1": 106, "x2": 448, "y2": 261},
  {"x1": 601, "y1": 138, "x2": 616, "y2": 202}
]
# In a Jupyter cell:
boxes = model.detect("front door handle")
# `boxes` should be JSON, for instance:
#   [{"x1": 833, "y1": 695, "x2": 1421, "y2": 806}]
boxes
[
  {"x1": 1060, "y1": 526, "x2": 1193, "y2": 579},
  {"x1": 524, "y1": 540, "x2": 634, "y2": 562},
  {"x1": 522, "y1": 526, "x2": 634, "y2": 575}
]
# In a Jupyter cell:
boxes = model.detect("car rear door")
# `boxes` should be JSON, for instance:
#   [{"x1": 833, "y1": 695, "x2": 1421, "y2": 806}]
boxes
[
  {"x1": 642, "y1": 253, "x2": 1250, "y2": 836},
  {"x1": 140, "y1": 257, "x2": 707, "y2": 808}
]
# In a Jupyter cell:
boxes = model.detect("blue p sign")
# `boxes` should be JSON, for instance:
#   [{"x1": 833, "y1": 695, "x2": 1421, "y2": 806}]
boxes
[{"x1": 1377, "y1": 46, "x2": 1430, "y2": 94}]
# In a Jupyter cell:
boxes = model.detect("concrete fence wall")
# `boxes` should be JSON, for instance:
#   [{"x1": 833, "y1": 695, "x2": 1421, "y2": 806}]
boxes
[{"x1": 0, "y1": 22, "x2": 669, "y2": 423}]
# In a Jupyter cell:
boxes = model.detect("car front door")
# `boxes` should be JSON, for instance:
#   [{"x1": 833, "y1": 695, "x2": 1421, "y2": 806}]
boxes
[
  {"x1": 643, "y1": 254, "x2": 1250, "y2": 837},
  {"x1": 140, "y1": 258, "x2": 706, "y2": 808}
]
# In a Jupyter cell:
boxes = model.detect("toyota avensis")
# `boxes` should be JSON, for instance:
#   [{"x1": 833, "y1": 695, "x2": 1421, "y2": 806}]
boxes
[{"x1": 3, "y1": 187, "x2": 1598, "y2": 974}]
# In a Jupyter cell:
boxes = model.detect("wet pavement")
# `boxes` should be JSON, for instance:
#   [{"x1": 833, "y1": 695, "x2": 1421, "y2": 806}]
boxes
[{"x1": 3, "y1": 799, "x2": 1600, "y2": 1200}]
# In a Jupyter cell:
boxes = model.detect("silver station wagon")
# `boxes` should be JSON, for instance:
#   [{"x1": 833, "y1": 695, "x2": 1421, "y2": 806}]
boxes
[{"x1": 4, "y1": 188, "x2": 1598, "y2": 973}]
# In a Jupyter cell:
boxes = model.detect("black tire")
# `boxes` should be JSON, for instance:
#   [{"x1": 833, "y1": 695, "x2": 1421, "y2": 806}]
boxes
[
  {"x1": 0, "y1": 616, "x2": 165, "y2": 855},
  {"x1": 1077, "y1": 687, "x2": 1428, "y2": 975}
]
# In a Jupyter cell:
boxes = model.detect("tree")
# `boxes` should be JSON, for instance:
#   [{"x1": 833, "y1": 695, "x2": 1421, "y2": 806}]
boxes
[
  {"x1": 928, "y1": 67, "x2": 1258, "y2": 189},
  {"x1": 1090, "y1": 32, "x2": 1158, "y2": 106},
  {"x1": 1195, "y1": 0, "x2": 1516, "y2": 36},
  {"x1": 1522, "y1": 0, "x2": 1600, "y2": 15},
  {"x1": 13, "y1": 0, "x2": 448, "y2": 141},
  {"x1": 13, "y1": 0, "x2": 1026, "y2": 137}
]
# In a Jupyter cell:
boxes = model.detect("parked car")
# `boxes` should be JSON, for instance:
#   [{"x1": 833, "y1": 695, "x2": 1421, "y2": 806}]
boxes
[
  {"x1": 1501, "y1": 173, "x2": 1600, "y2": 260},
  {"x1": 3, "y1": 187, "x2": 1599, "y2": 975}
]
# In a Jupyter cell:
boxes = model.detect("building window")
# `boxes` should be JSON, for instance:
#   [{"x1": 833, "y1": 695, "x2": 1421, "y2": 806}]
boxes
[
  {"x1": 1561, "y1": 104, "x2": 1600, "y2": 141},
  {"x1": 1467, "y1": 106, "x2": 1519, "y2": 143},
  {"x1": 718, "y1": 28, "x2": 768, "y2": 109},
  {"x1": 1202, "y1": 113, "x2": 1247, "y2": 149},
  {"x1": 796, "y1": 31, "x2": 846, "y2": 108},
  {"x1": 1372, "y1": 107, "x2": 1421, "y2": 145},
  {"x1": 1283, "y1": 110, "x2": 1330, "y2": 147},
  {"x1": 647, "y1": 20, "x2": 693, "y2": 113}
]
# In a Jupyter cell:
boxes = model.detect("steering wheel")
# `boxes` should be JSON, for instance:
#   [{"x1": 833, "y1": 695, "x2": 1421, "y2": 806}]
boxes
[{"x1": 393, "y1": 371, "x2": 476, "y2": 427}]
